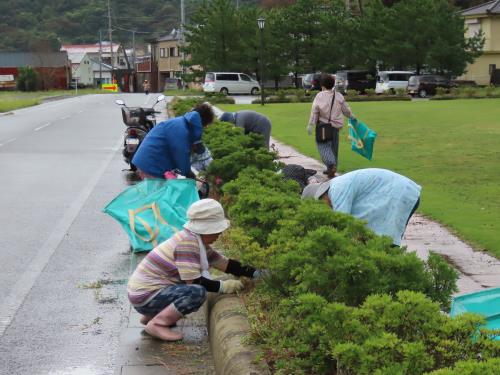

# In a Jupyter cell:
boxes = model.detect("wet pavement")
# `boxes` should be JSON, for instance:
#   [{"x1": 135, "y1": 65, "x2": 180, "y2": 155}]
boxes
[
  {"x1": 114, "y1": 101, "x2": 216, "y2": 375},
  {"x1": 270, "y1": 137, "x2": 500, "y2": 296}
]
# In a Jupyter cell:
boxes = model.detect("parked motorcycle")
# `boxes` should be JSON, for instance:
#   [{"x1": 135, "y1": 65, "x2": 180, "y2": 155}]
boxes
[{"x1": 115, "y1": 95, "x2": 165, "y2": 171}]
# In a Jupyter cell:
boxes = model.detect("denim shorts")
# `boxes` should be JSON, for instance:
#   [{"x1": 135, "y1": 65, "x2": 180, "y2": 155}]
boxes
[{"x1": 134, "y1": 284, "x2": 207, "y2": 316}]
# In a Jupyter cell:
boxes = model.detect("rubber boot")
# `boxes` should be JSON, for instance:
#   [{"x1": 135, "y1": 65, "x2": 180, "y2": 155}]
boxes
[
  {"x1": 140, "y1": 314, "x2": 177, "y2": 327},
  {"x1": 140, "y1": 315, "x2": 153, "y2": 325},
  {"x1": 145, "y1": 304, "x2": 183, "y2": 341}
]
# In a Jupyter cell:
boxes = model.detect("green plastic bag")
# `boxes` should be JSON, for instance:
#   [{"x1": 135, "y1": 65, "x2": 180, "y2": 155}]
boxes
[
  {"x1": 451, "y1": 287, "x2": 500, "y2": 340},
  {"x1": 348, "y1": 118, "x2": 377, "y2": 160},
  {"x1": 103, "y1": 179, "x2": 199, "y2": 252}
]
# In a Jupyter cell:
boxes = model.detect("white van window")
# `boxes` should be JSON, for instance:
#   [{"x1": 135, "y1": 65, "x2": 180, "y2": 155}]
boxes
[
  {"x1": 216, "y1": 73, "x2": 239, "y2": 81},
  {"x1": 205, "y1": 73, "x2": 215, "y2": 82},
  {"x1": 377, "y1": 73, "x2": 388, "y2": 82},
  {"x1": 388, "y1": 73, "x2": 412, "y2": 81},
  {"x1": 240, "y1": 74, "x2": 251, "y2": 81}
]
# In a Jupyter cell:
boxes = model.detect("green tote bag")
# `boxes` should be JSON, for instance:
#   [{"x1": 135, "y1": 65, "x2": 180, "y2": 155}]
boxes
[
  {"x1": 103, "y1": 179, "x2": 199, "y2": 252},
  {"x1": 348, "y1": 118, "x2": 377, "y2": 160}
]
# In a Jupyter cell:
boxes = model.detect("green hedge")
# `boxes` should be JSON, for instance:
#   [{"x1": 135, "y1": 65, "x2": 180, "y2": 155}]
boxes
[{"x1": 173, "y1": 95, "x2": 500, "y2": 374}]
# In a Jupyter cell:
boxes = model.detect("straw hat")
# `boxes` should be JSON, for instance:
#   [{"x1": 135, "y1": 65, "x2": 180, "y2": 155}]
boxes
[
  {"x1": 183, "y1": 199, "x2": 230, "y2": 235},
  {"x1": 301, "y1": 180, "x2": 331, "y2": 200}
]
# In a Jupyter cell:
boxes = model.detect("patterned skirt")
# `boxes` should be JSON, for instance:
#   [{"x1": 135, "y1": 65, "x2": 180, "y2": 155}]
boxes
[{"x1": 316, "y1": 127, "x2": 339, "y2": 169}]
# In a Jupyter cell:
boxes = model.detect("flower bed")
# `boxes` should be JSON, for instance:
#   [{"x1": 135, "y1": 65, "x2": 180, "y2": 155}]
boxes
[
  {"x1": 431, "y1": 86, "x2": 500, "y2": 100},
  {"x1": 251, "y1": 89, "x2": 411, "y2": 104},
  {"x1": 172, "y1": 97, "x2": 500, "y2": 374}
]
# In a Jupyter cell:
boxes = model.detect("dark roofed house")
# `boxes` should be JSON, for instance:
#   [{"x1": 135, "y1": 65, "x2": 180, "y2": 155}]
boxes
[
  {"x1": 0, "y1": 52, "x2": 71, "y2": 90},
  {"x1": 458, "y1": 0, "x2": 500, "y2": 85}
]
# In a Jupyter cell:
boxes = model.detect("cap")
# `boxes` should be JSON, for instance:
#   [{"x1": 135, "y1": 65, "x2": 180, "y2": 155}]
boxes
[{"x1": 301, "y1": 180, "x2": 331, "y2": 200}]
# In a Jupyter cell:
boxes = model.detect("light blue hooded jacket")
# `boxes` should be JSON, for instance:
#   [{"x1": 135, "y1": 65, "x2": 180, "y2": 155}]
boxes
[
  {"x1": 328, "y1": 168, "x2": 421, "y2": 245},
  {"x1": 132, "y1": 111, "x2": 203, "y2": 178}
]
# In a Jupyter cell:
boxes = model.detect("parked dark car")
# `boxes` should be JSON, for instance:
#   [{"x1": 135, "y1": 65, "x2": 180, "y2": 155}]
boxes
[
  {"x1": 335, "y1": 70, "x2": 376, "y2": 94},
  {"x1": 302, "y1": 73, "x2": 322, "y2": 91},
  {"x1": 407, "y1": 75, "x2": 454, "y2": 98}
]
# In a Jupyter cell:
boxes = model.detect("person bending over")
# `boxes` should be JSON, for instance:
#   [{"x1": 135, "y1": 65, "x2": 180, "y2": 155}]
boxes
[
  {"x1": 132, "y1": 103, "x2": 214, "y2": 179},
  {"x1": 302, "y1": 168, "x2": 421, "y2": 246}
]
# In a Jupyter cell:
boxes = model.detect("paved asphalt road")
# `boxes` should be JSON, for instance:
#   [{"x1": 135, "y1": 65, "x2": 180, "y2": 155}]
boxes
[{"x1": 0, "y1": 93, "x2": 163, "y2": 375}]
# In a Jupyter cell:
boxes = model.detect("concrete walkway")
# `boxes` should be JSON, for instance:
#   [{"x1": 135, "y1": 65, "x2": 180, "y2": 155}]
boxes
[{"x1": 270, "y1": 137, "x2": 500, "y2": 296}]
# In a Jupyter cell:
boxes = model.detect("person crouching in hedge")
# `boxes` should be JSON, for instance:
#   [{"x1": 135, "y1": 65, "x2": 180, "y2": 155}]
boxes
[{"x1": 127, "y1": 198, "x2": 261, "y2": 341}]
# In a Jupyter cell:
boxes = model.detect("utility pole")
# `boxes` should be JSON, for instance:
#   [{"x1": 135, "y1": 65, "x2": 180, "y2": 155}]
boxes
[
  {"x1": 180, "y1": 0, "x2": 186, "y2": 90},
  {"x1": 132, "y1": 30, "x2": 136, "y2": 70},
  {"x1": 108, "y1": 0, "x2": 114, "y2": 81},
  {"x1": 99, "y1": 29, "x2": 103, "y2": 86}
]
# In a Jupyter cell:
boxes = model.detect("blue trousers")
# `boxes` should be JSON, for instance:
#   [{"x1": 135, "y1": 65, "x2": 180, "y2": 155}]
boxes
[{"x1": 134, "y1": 284, "x2": 207, "y2": 316}]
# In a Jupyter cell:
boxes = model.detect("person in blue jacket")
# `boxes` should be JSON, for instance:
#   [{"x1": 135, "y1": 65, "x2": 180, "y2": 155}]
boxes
[
  {"x1": 301, "y1": 168, "x2": 421, "y2": 246},
  {"x1": 132, "y1": 103, "x2": 214, "y2": 179}
]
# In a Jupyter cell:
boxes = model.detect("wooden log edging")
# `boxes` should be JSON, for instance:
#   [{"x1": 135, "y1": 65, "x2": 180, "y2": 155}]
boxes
[{"x1": 207, "y1": 293, "x2": 271, "y2": 375}]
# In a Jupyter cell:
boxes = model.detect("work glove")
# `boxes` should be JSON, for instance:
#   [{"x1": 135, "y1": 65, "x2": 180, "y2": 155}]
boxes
[
  {"x1": 306, "y1": 123, "x2": 313, "y2": 135},
  {"x1": 219, "y1": 279, "x2": 244, "y2": 294}
]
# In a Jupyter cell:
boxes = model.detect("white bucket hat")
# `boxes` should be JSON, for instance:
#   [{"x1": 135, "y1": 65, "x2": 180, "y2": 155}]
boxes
[{"x1": 183, "y1": 199, "x2": 230, "y2": 235}]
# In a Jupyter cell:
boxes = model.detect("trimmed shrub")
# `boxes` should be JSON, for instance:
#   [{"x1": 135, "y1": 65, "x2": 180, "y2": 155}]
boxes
[
  {"x1": 16, "y1": 66, "x2": 39, "y2": 91},
  {"x1": 244, "y1": 290, "x2": 500, "y2": 375}
]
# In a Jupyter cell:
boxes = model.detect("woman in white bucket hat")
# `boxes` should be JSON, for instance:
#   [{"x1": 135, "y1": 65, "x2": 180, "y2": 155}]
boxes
[{"x1": 127, "y1": 199, "x2": 261, "y2": 341}]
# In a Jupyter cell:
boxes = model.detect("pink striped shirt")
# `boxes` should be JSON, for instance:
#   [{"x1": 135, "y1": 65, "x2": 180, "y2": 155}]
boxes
[
  {"x1": 308, "y1": 90, "x2": 353, "y2": 129},
  {"x1": 127, "y1": 229, "x2": 226, "y2": 306}
]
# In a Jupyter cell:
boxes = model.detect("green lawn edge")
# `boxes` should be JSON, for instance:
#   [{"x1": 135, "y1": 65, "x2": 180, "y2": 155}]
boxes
[{"x1": 0, "y1": 89, "x2": 113, "y2": 112}]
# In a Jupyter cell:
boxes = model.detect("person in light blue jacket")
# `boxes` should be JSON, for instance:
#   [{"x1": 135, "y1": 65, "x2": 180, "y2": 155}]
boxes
[
  {"x1": 132, "y1": 103, "x2": 214, "y2": 179},
  {"x1": 301, "y1": 168, "x2": 421, "y2": 246}
]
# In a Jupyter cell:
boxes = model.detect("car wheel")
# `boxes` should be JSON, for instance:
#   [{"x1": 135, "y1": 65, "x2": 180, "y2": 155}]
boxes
[
  {"x1": 251, "y1": 87, "x2": 259, "y2": 95},
  {"x1": 220, "y1": 87, "x2": 229, "y2": 95},
  {"x1": 418, "y1": 89, "x2": 427, "y2": 98}
]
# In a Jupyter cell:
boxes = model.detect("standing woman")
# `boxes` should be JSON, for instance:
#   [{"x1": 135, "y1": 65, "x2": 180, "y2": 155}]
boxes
[{"x1": 307, "y1": 73, "x2": 355, "y2": 178}]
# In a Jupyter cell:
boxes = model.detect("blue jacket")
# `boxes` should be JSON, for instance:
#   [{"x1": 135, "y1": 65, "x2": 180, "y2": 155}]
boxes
[{"x1": 132, "y1": 111, "x2": 203, "y2": 178}]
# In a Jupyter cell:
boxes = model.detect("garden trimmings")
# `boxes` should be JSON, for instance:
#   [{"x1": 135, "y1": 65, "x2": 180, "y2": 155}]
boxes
[{"x1": 173, "y1": 97, "x2": 500, "y2": 374}]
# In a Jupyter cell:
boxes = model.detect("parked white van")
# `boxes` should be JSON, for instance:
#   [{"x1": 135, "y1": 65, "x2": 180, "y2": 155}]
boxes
[
  {"x1": 203, "y1": 72, "x2": 261, "y2": 95},
  {"x1": 375, "y1": 71, "x2": 414, "y2": 94}
]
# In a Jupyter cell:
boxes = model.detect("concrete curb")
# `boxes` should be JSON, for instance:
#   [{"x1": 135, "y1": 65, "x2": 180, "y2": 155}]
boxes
[{"x1": 208, "y1": 294, "x2": 270, "y2": 375}]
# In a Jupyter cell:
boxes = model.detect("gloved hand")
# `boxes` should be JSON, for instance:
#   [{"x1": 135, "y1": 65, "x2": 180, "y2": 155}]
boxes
[
  {"x1": 219, "y1": 279, "x2": 244, "y2": 294},
  {"x1": 252, "y1": 269, "x2": 270, "y2": 280},
  {"x1": 306, "y1": 123, "x2": 313, "y2": 135}
]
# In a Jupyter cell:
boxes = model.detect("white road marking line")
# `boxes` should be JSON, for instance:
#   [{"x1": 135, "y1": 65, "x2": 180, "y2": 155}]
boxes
[
  {"x1": 34, "y1": 123, "x2": 51, "y2": 131},
  {"x1": 0, "y1": 138, "x2": 16, "y2": 147},
  {"x1": 60, "y1": 115, "x2": 71, "y2": 120},
  {"x1": 0, "y1": 136, "x2": 123, "y2": 337},
  {"x1": 77, "y1": 110, "x2": 84, "y2": 114}
]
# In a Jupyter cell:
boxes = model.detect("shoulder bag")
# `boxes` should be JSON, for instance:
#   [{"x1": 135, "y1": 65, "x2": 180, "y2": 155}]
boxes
[{"x1": 315, "y1": 91, "x2": 336, "y2": 143}]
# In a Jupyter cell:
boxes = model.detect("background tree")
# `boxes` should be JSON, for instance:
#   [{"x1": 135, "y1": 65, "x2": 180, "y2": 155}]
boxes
[
  {"x1": 184, "y1": 0, "x2": 244, "y2": 73},
  {"x1": 16, "y1": 66, "x2": 39, "y2": 91},
  {"x1": 361, "y1": 0, "x2": 484, "y2": 74}
]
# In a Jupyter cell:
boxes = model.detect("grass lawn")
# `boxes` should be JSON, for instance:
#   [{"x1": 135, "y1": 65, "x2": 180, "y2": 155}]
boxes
[
  {"x1": 219, "y1": 99, "x2": 500, "y2": 258},
  {"x1": 0, "y1": 89, "x2": 110, "y2": 112}
]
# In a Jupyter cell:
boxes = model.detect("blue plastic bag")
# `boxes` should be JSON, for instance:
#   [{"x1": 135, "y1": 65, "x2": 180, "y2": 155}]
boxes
[
  {"x1": 103, "y1": 179, "x2": 199, "y2": 252},
  {"x1": 450, "y1": 287, "x2": 500, "y2": 340},
  {"x1": 348, "y1": 118, "x2": 377, "y2": 160}
]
